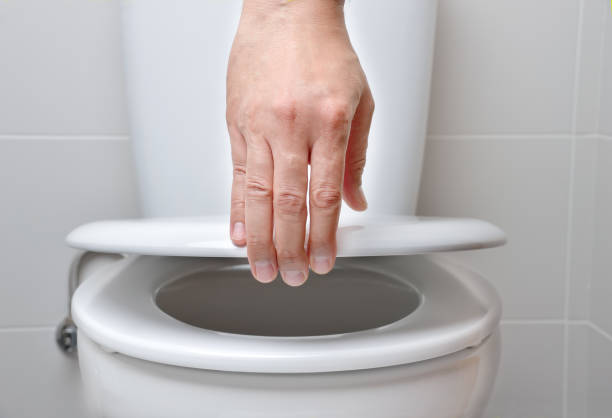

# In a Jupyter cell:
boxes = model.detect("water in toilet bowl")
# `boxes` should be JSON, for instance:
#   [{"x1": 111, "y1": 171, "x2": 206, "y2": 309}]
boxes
[{"x1": 155, "y1": 263, "x2": 422, "y2": 337}]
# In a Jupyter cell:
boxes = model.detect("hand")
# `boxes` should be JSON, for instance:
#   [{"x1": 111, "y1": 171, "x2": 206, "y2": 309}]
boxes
[{"x1": 226, "y1": 0, "x2": 374, "y2": 286}]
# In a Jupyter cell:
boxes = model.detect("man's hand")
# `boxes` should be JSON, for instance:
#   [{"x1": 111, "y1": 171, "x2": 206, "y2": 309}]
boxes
[{"x1": 226, "y1": 0, "x2": 374, "y2": 286}]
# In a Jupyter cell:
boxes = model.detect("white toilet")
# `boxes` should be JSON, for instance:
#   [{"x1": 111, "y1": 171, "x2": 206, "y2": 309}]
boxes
[{"x1": 63, "y1": 1, "x2": 507, "y2": 417}]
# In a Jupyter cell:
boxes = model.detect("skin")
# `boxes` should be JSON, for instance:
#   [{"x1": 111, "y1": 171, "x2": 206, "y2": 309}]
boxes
[{"x1": 226, "y1": 0, "x2": 374, "y2": 286}]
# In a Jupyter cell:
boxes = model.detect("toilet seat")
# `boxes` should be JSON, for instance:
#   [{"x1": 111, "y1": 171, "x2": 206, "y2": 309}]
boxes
[{"x1": 71, "y1": 254, "x2": 502, "y2": 374}]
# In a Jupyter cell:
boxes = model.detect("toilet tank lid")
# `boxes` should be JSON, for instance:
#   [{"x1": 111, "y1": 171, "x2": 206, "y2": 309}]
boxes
[{"x1": 66, "y1": 215, "x2": 506, "y2": 257}]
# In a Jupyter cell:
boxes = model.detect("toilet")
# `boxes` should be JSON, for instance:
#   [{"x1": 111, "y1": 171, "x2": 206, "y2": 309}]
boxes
[{"x1": 62, "y1": 1, "x2": 507, "y2": 417}]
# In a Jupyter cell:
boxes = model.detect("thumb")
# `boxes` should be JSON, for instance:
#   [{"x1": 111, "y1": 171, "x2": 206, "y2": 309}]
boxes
[{"x1": 343, "y1": 89, "x2": 374, "y2": 211}]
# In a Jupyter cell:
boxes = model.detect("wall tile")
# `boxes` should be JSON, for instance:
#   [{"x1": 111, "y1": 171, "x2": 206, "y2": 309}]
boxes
[
  {"x1": 569, "y1": 137, "x2": 599, "y2": 319},
  {"x1": 568, "y1": 324, "x2": 612, "y2": 418},
  {"x1": 586, "y1": 327, "x2": 612, "y2": 417},
  {"x1": 0, "y1": 0, "x2": 127, "y2": 135},
  {"x1": 567, "y1": 324, "x2": 590, "y2": 418},
  {"x1": 0, "y1": 328, "x2": 90, "y2": 418},
  {"x1": 418, "y1": 137, "x2": 570, "y2": 319},
  {"x1": 428, "y1": 0, "x2": 580, "y2": 135},
  {"x1": 0, "y1": 139, "x2": 140, "y2": 327},
  {"x1": 591, "y1": 138, "x2": 612, "y2": 334},
  {"x1": 484, "y1": 323, "x2": 564, "y2": 418},
  {"x1": 575, "y1": 0, "x2": 608, "y2": 134},
  {"x1": 599, "y1": 7, "x2": 612, "y2": 135}
]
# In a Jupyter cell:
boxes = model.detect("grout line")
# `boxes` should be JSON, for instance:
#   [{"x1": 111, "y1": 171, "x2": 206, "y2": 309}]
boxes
[
  {"x1": 427, "y1": 134, "x2": 575, "y2": 141},
  {"x1": 562, "y1": 168, "x2": 575, "y2": 410},
  {"x1": 595, "y1": 3, "x2": 609, "y2": 133},
  {"x1": 0, "y1": 325, "x2": 55, "y2": 333},
  {"x1": 577, "y1": 133, "x2": 606, "y2": 140},
  {"x1": 500, "y1": 319, "x2": 597, "y2": 326},
  {"x1": 600, "y1": 133, "x2": 612, "y2": 141},
  {"x1": 501, "y1": 319, "x2": 570, "y2": 325},
  {"x1": 587, "y1": 321, "x2": 612, "y2": 344},
  {"x1": 562, "y1": 1, "x2": 587, "y2": 414},
  {"x1": 568, "y1": 319, "x2": 592, "y2": 326},
  {"x1": 0, "y1": 134, "x2": 129, "y2": 141}
]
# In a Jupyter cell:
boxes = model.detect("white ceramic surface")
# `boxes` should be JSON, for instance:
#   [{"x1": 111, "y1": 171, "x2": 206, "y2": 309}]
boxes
[
  {"x1": 591, "y1": 139, "x2": 612, "y2": 336},
  {"x1": 0, "y1": 328, "x2": 90, "y2": 418},
  {"x1": 484, "y1": 323, "x2": 565, "y2": 418},
  {"x1": 120, "y1": 0, "x2": 438, "y2": 217},
  {"x1": 78, "y1": 329, "x2": 500, "y2": 418},
  {"x1": 600, "y1": 11, "x2": 612, "y2": 135},
  {"x1": 418, "y1": 137, "x2": 571, "y2": 319},
  {"x1": 582, "y1": 326, "x2": 612, "y2": 417},
  {"x1": 575, "y1": 0, "x2": 608, "y2": 134},
  {"x1": 71, "y1": 1, "x2": 506, "y2": 417},
  {"x1": 0, "y1": 0, "x2": 127, "y2": 134},
  {"x1": 428, "y1": 0, "x2": 580, "y2": 135},
  {"x1": 569, "y1": 138, "x2": 599, "y2": 319},
  {"x1": 72, "y1": 254, "x2": 502, "y2": 373},
  {"x1": 66, "y1": 215, "x2": 506, "y2": 258},
  {"x1": 0, "y1": 139, "x2": 140, "y2": 328}
]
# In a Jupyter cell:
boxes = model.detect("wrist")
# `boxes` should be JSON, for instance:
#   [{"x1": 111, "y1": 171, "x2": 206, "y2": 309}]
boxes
[{"x1": 241, "y1": 0, "x2": 345, "y2": 26}]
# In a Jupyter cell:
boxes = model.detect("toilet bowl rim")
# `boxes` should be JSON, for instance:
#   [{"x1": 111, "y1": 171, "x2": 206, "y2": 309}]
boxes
[{"x1": 72, "y1": 254, "x2": 502, "y2": 373}]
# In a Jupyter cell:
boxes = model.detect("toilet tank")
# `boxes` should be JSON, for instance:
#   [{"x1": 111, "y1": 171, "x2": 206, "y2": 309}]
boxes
[{"x1": 120, "y1": 0, "x2": 438, "y2": 217}]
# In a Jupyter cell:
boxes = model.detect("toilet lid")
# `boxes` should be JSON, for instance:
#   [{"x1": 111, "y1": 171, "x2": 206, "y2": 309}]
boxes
[{"x1": 67, "y1": 215, "x2": 505, "y2": 257}]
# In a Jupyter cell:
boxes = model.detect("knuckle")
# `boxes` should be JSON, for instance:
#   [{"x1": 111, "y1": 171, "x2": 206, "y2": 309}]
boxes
[
  {"x1": 366, "y1": 96, "x2": 375, "y2": 114},
  {"x1": 239, "y1": 107, "x2": 259, "y2": 133},
  {"x1": 311, "y1": 184, "x2": 342, "y2": 210},
  {"x1": 275, "y1": 188, "x2": 307, "y2": 216},
  {"x1": 247, "y1": 236, "x2": 272, "y2": 252},
  {"x1": 231, "y1": 198, "x2": 245, "y2": 209},
  {"x1": 321, "y1": 101, "x2": 351, "y2": 132},
  {"x1": 349, "y1": 158, "x2": 366, "y2": 182},
  {"x1": 283, "y1": 153, "x2": 305, "y2": 169},
  {"x1": 272, "y1": 99, "x2": 298, "y2": 123},
  {"x1": 245, "y1": 176, "x2": 273, "y2": 201},
  {"x1": 232, "y1": 163, "x2": 246, "y2": 177},
  {"x1": 276, "y1": 248, "x2": 302, "y2": 264}
]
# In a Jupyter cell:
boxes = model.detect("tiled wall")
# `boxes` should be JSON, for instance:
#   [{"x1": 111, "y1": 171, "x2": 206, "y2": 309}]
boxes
[
  {"x1": 0, "y1": 0, "x2": 139, "y2": 416},
  {"x1": 0, "y1": 0, "x2": 610, "y2": 417},
  {"x1": 591, "y1": 1, "x2": 612, "y2": 339},
  {"x1": 418, "y1": 0, "x2": 612, "y2": 416}
]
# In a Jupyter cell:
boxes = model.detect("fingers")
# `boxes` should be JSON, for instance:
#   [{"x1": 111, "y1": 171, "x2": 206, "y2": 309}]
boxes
[
  {"x1": 228, "y1": 125, "x2": 247, "y2": 246},
  {"x1": 343, "y1": 89, "x2": 374, "y2": 211},
  {"x1": 308, "y1": 138, "x2": 345, "y2": 275},
  {"x1": 272, "y1": 145, "x2": 310, "y2": 287},
  {"x1": 244, "y1": 138, "x2": 278, "y2": 283},
  {"x1": 233, "y1": 88, "x2": 373, "y2": 284}
]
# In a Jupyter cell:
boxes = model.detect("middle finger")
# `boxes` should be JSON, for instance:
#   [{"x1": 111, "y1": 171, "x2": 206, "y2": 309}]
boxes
[{"x1": 272, "y1": 142, "x2": 309, "y2": 287}]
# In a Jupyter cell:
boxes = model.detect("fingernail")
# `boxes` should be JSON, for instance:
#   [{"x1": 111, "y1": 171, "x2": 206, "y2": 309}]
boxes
[
  {"x1": 282, "y1": 270, "x2": 307, "y2": 287},
  {"x1": 232, "y1": 222, "x2": 245, "y2": 241},
  {"x1": 254, "y1": 261, "x2": 276, "y2": 283},
  {"x1": 311, "y1": 254, "x2": 332, "y2": 274}
]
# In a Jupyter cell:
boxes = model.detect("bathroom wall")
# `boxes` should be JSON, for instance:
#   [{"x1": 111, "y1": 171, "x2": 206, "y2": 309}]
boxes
[
  {"x1": 591, "y1": 0, "x2": 612, "y2": 342},
  {"x1": 0, "y1": 0, "x2": 610, "y2": 417},
  {"x1": 418, "y1": 0, "x2": 612, "y2": 416},
  {"x1": 0, "y1": 0, "x2": 139, "y2": 416}
]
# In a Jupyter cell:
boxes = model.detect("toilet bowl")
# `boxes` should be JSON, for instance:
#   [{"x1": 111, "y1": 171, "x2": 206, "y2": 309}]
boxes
[
  {"x1": 71, "y1": 250, "x2": 502, "y2": 418},
  {"x1": 62, "y1": 1, "x2": 507, "y2": 416},
  {"x1": 67, "y1": 216, "x2": 505, "y2": 418},
  {"x1": 79, "y1": 327, "x2": 501, "y2": 418}
]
